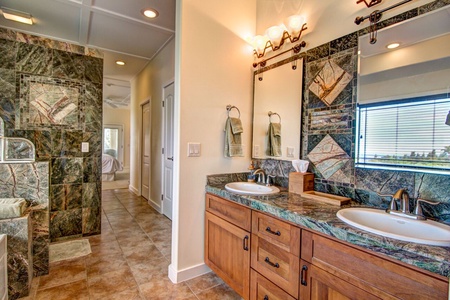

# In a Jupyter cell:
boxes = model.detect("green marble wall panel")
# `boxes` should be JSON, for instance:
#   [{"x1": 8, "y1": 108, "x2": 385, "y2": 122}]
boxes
[
  {"x1": 50, "y1": 208, "x2": 82, "y2": 240},
  {"x1": 82, "y1": 206, "x2": 101, "y2": 236},
  {"x1": 16, "y1": 43, "x2": 52, "y2": 76},
  {"x1": 52, "y1": 49, "x2": 85, "y2": 80},
  {"x1": 0, "y1": 216, "x2": 32, "y2": 300},
  {"x1": 0, "y1": 39, "x2": 16, "y2": 70},
  {"x1": 50, "y1": 184, "x2": 83, "y2": 211},
  {"x1": 51, "y1": 130, "x2": 83, "y2": 157}
]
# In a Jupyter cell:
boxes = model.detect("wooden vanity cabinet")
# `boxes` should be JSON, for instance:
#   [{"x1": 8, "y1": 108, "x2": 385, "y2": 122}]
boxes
[
  {"x1": 205, "y1": 194, "x2": 252, "y2": 299},
  {"x1": 299, "y1": 230, "x2": 449, "y2": 300}
]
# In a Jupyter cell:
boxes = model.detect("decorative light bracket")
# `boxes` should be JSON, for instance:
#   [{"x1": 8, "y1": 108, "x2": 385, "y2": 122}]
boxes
[
  {"x1": 253, "y1": 23, "x2": 308, "y2": 59},
  {"x1": 356, "y1": 0, "x2": 382, "y2": 8}
]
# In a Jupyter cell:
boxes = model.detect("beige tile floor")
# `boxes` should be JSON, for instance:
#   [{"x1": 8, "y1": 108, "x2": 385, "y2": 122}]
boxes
[{"x1": 19, "y1": 188, "x2": 242, "y2": 300}]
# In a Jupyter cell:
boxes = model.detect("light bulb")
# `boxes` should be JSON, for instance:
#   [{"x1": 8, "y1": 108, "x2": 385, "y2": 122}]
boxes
[
  {"x1": 286, "y1": 15, "x2": 305, "y2": 36},
  {"x1": 253, "y1": 35, "x2": 269, "y2": 56},
  {"x1": 265, "y1": 26, "x2": 284, "y2": 48}
]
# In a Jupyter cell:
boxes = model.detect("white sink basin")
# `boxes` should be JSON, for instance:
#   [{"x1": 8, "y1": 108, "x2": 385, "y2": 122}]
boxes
[
  {"x1": 337, "y1": 208, "x2": 450, "y2": 246},
  {"x1": 225, "y1": 182, "x2": 280, "y2": 195}
]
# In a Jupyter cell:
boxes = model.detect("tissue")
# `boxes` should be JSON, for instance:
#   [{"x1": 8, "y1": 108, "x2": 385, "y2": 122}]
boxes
[{"x1": 292, "y1": 159, "x2": 309, "y2": 173}]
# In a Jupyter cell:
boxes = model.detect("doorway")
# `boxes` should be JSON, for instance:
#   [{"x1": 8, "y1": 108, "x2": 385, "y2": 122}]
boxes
[
  {"x1": 103, "y1": 124, "x2": 124, "y2": 169},
  {"x1": 141, "y1": 101, "x2": 151, "y2": 200},
  {"x1": 162, "y1": 82, "x2": 174, "y2": 219}
]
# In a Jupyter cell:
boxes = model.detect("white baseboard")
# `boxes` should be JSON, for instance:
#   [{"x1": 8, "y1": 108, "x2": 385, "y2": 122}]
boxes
[
  {"x1": 148, "y1": 199, "x2": 162, "y2": 213},
  {"x1": 129, "y1": 185, "x2": 139, "y2": 195},
  {"x1": 168, "y1": 263, "x2": 211, "y2": 284}
]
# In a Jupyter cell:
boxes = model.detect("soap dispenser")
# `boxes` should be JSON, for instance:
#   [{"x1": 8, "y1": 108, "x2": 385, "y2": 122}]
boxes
[{"x1": 247, "y1": 161, "x2": 255, "y2": 182}]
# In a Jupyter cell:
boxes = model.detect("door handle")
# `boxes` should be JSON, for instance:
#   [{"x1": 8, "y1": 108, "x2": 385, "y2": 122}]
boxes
[
  {"x1": 168, "y1": 157, "x2": 174, "y2": 161},
  {"x1": 301, "y1": 265, "x2": 308, "y2": 286},
  {"x1": 243, "y1": 235, "x2": 249, "y2": 251}
]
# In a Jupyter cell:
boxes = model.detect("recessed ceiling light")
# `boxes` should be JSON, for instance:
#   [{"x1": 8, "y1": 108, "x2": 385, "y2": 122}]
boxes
[
  {"x1": 386, "y1": 43, "x2": 400, "y2": 49},
  {"x1": 1, "y1": 7, "x2": 33, "y2": 25},
  {"x1": 115, "y1": 60, "x2": 125, "y2": 66},
  {"x1": 141, "y1": 8, "x2": 159, "y2": 19}
]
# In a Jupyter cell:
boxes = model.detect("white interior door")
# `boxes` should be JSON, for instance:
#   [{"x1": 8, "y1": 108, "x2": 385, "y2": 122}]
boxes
[
  {"x1": 141, "y1": 102, "x2": 151, "y2": 200},
  {"x1": 162, "y1": 82, "x2": 174, "y2": 219}
]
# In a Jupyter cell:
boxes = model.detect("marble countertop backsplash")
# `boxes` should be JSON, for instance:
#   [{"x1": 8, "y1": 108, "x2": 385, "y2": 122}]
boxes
[{"x1": 206, "y1": 173, "x2": 450, "y2": 278}]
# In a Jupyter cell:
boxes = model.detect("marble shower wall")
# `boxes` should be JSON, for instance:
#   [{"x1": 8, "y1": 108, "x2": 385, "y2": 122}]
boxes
[
  {"x1": 0, "y1": 28, "x2": 103, "y2": 241},
  {"x1": 258, "y1": 0, "x2": 450, "y2": 224}
]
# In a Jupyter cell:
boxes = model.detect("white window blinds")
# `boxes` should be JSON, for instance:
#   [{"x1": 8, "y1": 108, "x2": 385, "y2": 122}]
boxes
[{"x1": 357, "y1": 95, "x2": 450, "y2": 171}]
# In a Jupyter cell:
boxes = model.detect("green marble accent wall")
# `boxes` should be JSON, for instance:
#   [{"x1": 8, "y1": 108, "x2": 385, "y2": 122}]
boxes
[{"x1": 0, "y1": 27, "x2": 103, "y2": 242}]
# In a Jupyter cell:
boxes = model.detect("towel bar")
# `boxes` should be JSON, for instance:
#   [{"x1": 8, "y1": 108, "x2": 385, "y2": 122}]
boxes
[
  {"x1": 226, "y1": 105, "x2": 241, "y2": 118},
  {"x1": 268, "y1": 111, "x2": 281, "y2": 123}
]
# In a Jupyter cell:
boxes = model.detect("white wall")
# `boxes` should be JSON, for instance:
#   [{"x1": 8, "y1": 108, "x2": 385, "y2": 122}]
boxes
[
  {"x1": 103, "y1": 106, "x2": 131, "y2": 172},
  {"x1": 170, "y1": 0, "x2": 257, "y2": 282},
  {"x1": 130, "y1": 39, "x2": 175, "y2": 205}
]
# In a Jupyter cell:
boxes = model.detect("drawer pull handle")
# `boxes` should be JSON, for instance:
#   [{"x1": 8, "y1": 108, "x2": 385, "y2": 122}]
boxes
[
  {"x1": 301, "y1": 265, "x2": 308, "y2": 286},
  {"x1": 264, "y1": 257, "x2": 279, "y2": 268},
  {"x1": 243, "y1": 235, "x2": 249, "y2": 251},
  {"x1": 264, "y1": 296, "x2": 269, "y2": 300},
  {"x1": 265, "y1": 226, "x2": 281, "y2": 236}
]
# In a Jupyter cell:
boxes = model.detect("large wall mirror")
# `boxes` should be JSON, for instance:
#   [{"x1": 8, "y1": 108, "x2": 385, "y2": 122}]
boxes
[
  {"x1": 356, "y1": 6, "x2": 450, "y2": 173},
  {"x1": 252, "y1": 58, "x2": 303, "y2": 160}
]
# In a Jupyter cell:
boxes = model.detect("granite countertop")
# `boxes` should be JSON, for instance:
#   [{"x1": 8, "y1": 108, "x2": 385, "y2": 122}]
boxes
[{"x1": 205, "y1": 182, "x2": 450, "y2": 279}]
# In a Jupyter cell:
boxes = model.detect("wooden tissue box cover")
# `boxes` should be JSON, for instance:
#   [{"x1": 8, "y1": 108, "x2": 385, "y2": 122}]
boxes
[{"x1": 289, "y1": 172, "x2": 314, "y2": 194}]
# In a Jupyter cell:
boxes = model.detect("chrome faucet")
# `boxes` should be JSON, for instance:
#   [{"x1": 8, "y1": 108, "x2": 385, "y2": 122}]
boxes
[
  {"x1": 380, "y1": 189, "x2": 440, "y2": 220},
  {"x1": 253, "y1": 169, "x2": 266, "y2": 185},
  {"x1": 392, "y1": 188, "x2": 410, "y2": 214}
]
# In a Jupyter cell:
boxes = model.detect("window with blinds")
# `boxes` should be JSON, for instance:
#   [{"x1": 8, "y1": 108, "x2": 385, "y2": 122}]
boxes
[{"x1": 356, "y1": 94, "x2": 450, "y2": 171}]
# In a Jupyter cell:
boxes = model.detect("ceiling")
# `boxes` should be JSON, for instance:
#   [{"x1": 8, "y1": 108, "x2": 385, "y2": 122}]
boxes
[{"x1": 0, "y1": 0, "x2": 176, "y2": 109}]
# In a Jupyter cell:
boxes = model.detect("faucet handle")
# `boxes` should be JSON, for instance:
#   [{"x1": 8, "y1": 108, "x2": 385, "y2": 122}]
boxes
[
  {"x1": 266, "y1": 175, "x2": 275, "y2": 186},
  {"x1": 413, "y1": 198, "x2": 440, "y2": 218},
  {"x1": 377, "y1": 193, "x2": 398, "y2": 211}
]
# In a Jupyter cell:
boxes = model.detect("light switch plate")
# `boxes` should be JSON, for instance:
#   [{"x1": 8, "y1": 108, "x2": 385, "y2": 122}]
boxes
[
  {"x1": 187, "y1": 142, "x2": 201, "y2": 157},
  {"x1": 287, "y1": 146, "x2": 294, "y2": 157},
  {"x1": 81, "y1": 142, "x2": 89, "y2": 153},
  {"x1": 253, "y1": 145, "x2": 260, "y2": 157}
]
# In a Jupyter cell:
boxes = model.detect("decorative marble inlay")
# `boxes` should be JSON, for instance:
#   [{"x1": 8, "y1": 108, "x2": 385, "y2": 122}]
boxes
[
  {"x1": 18, "y1": 75, "x2": 84, "y2": 130},
  {"x1": 307, "y1": 134, "x2": 350, "y2": 179},
  {"x1": 29, "y1": 83, "x2": 79, "y2": 126},
  {"x1": 308, "y1": 60, "x2": 352, "y2": 106}
]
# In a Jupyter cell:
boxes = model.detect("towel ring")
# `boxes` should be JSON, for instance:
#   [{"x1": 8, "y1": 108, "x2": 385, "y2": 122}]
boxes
[
  {"x1": 226, "y1": 105, "x2": 241, "y2": 118},
  {"x1": 268, "y1": 111, "x2": 281, "y2": 123}
]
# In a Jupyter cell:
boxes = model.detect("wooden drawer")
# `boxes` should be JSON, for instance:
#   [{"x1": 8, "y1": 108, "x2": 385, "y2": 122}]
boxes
[
  {"x1": 252, "y1": 211, "x2": 300, "y2": 256},
  {"x1": 301, "y1": 230, "x2": 449, "y2": 300},
  {"x1": 251, "y1": 234, "x2": 299, "y2": 298},
  {"x1": 206, "y1": 193, "x2": 251, "y2": 231},
  {"x1": 251, "y1": 269, "x2": 296, "y2": 300}
]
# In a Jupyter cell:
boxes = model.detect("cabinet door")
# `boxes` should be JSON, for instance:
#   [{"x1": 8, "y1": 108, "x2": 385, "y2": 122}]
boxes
[
  {"x1": 299, "y1": 260, "x2": 381, "y2": 300},
  {"x1": 205, "y1": 211, "x2": 251, "y2": 299}
]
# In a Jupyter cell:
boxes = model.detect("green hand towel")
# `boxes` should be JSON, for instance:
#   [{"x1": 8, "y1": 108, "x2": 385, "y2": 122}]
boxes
[
  {"x1": 224, "y1": 117, "x2": 243, "y2": 157},
  {"x1": 267, "y1": 122, "x2": 281, "y2": 157}
]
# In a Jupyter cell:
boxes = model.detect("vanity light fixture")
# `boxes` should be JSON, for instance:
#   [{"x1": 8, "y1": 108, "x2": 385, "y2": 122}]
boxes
[
  {"x1": 115, "y1": 60, "x2": 126, "y2": 66},
  {"x1": 1, "y1": 7, "x2": 33, "y2": 25},
  {"x1": 386, "y1": 42, "x2": 400, "y2": 49},
  {"x1": 141, "y1": 8, "x2": 159, "y2": 19},
  {"x1": 250, "y1": 14, "x2": 307, "y2": 58}
]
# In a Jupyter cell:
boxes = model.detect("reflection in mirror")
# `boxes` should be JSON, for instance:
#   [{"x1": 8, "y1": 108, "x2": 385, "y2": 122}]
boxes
[
  {"x1": 252, "y1": 58, "x2": 303, "y2": 160},
  {"x1": 357, "y1": 6, "x2": 450, "y2": 173}
]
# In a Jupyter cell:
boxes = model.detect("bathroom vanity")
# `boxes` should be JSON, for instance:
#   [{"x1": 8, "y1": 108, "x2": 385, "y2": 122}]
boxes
[{"x1": 205, "y1": 181, "x2": 450, "y2": 300}]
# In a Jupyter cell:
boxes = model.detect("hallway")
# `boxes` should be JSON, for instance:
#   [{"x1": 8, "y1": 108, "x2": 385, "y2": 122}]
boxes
[{"x1": 19, "y1": 189, "x2": 241, "y2": 299}]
